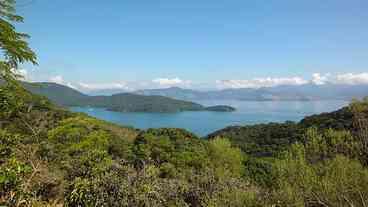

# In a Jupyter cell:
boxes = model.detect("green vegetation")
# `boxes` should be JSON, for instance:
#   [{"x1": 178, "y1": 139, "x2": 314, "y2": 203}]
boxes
[
  {"x1": 0, "y1": 88, "x2": 256, "y2": 206},
  {"x1": 102, "y1": 93, "x2": 204, "y2": 113},
  {"x1": 207, "y1": 103, "x2": 364, "y2": 157},
  {"x1": 3, "y1": 83, "x2": 368, "y2": 206},
  {"x1": 208, "y1": 121, "x2": 303, "y2": 157},
  {"x1": 2, "y1": 1, "x2": 368, "y2": 206}
]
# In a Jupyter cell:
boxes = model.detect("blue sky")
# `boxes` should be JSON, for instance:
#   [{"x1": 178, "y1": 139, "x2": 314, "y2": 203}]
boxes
[{"x1": 16, "y1": 0, "x2": 368, "y2": 91}]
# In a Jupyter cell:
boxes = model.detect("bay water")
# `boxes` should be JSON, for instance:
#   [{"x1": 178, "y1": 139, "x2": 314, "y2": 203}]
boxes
[{"x1": 70, "y1": 100, "x2": 348, "y2": 136}]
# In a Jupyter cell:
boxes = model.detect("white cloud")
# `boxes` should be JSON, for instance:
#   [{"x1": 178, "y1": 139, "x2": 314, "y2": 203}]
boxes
[
  {"x1": 49, "y1": 75, "x2": 65, "y2": 84},
  {"x1": 309, "y1": 72, "x2": 368, "y2": 85},
  {"x1": 334, "y1": 73, "x2": 368, "y2": 85},
  {"x1": 31, "y1": 72, "x2": 368, "y2": 93},
  {"x1": 216, "y1": 76, "x2": 308, "y2": 89},
  {"x1": 48, "y1": 75, "x2": 130, "y2": 91},
  {"x1": 311, "y1": 73, "x2": 330, "y2": 85},
  {"x1": 78, "y1": 82, "x2": 130, "y2": 91},
  {"x1": 152, "y1": 78, "x2": 182, "y2": 85},
  {"x1": 66, "y1": 83, "x2": 78, "y2": 90},
  {"x1": 48, "y1": 75, "x2": 77, "y2": 89},
  {"x1": 152, "y1": 78, "x2": 192, "y2": 87},
  {"x1": 46, "y1": 75, "x2": 131, "y2": 92},
  {"x1": 216, "y1": 73, "x2": 368, "y2": 89}
]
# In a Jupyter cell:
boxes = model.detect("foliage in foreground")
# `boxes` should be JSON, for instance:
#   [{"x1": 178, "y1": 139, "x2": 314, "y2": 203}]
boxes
[
  {"x1": 272, "y1": 129, "x2": 368, "y2": 207},
  {"x1": 1, "y1": 89, "x2": 368, "y2": 206},
  {"x1": 1, "y1": 1, "x2": 368, "y2": 206}
]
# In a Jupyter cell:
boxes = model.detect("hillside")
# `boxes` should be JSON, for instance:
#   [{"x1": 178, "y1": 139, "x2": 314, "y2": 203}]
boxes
[
  {"x1": 207, "y1": 122, "x2": 304, "y2": 157},
  {"x1": 88, "y1": 93, "x2": 204, "y2": 112},
  {"x1": 23, "y1": 82, "x2": 235, "y2": 113},
  {"x1": 207, "y1": 104, "x2": 364, "y2": 157},
  {"x1": 23, "y1": 82, "x2": 88, "y2": 106}
]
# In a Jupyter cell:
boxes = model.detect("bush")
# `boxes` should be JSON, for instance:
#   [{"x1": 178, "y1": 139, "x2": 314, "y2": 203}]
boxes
[
  {"x1": 304, "y1": 127, "x2": 360, "y2": 163},
  {"x1": 273, "y1": 134, "x2": 368, "y2": 207},
  {"x1": 244, "y1": 157, "x2": 275, "y2": 187},
  {"x1": 207, "y1": 138, "x2": 244, "y2": 179}
]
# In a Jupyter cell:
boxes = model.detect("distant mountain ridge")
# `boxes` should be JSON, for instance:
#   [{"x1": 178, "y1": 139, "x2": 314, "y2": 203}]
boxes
[
  {"x1": 23, "y1": 82, "x2": 235, "y2": 113},
  {"x1": 21, "y1": 81, "x2": 368, "y2": 113},
  {"x1": 133, "y1": 84, "x2": 368, "y2": 101},
  {"x1": 134, "y1": 87, "x2": 203, "y2": 100}
]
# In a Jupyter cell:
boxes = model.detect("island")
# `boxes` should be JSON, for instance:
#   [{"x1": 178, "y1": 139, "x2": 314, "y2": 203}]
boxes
[
  {"x1": 205, "y1": 105, "x2": 236, "y2": 112},
  {"x1": 23, "y1": 82, "x2": 236, "y2": 113}
]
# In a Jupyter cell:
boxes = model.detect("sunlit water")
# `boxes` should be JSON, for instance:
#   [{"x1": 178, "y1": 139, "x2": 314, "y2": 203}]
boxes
[{"x1": 70, "y1": 100, "x2": 349, "y2": 136}]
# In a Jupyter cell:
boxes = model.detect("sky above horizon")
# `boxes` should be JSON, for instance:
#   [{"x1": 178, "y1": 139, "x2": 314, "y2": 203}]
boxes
[{"x1": 16, "y1": 0, "x2": 368, "y2": 92}]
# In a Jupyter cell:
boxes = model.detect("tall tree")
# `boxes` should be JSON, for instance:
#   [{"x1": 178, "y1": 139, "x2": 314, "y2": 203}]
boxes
[
  {"x1": 0, "y1": 0, "x2": 37, "y2": 120},
  {"x1": 0, "y1": 0, "x2": 37, "y2": 82}
]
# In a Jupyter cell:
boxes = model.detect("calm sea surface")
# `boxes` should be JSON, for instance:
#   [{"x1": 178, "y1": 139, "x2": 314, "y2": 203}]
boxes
[{"x1": 70, "y1": 100, "x2": 349, "y2": 136}]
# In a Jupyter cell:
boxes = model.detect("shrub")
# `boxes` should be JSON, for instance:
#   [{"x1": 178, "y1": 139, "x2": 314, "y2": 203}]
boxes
[
  {"x1": 207, "y1": 138, "x2": 244, "y2": 179},
  {"x1": 273, "y1": 133, "x2": 368, "y2": 207}
]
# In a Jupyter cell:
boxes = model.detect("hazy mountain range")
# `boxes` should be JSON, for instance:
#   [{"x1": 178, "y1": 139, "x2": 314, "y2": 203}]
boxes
[
  {"x1": 20, "y1": 81, "x2": 368, "y2": 103},
  {"x1": 133, "y1": 84, "x2": 368, "y2": 101}
]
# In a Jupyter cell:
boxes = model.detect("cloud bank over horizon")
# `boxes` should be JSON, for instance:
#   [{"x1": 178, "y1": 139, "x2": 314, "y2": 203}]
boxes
[
  {"x1": 216, "y1": 77, "x2": 308, "y2": 89},
  {"x1": 216, "y1": 73, "x2": 368, "y2": 89},
  {"x1": 152, "y1": 78, "x2": 192, "y2": 88},
  {"x1": 19, "y1": 70, "x2": 368, "y2": 93}
]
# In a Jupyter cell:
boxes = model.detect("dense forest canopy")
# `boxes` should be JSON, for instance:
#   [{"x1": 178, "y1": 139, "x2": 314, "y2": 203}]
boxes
[{"x1": 1, "y1": 1, "x2": 368, "y2": 206}]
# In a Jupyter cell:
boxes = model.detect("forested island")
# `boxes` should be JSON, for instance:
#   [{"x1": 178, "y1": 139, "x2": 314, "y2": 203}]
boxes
[
  {"x1": 23, "y1": 82, "x2": 236, "y2": 113},
  {"x1": 204, "y1": 105, "x2": 236, "y2": 112}
]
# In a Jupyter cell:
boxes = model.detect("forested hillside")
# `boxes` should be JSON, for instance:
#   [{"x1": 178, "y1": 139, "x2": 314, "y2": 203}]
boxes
[
  {"x1": 23, "y1": 82, "x2": 88, "y2": 106},
  {"x1": 207, "y1": 104, "x2": 359, "y2": 157}
]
